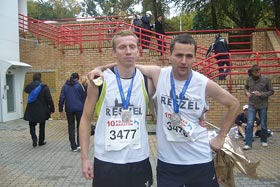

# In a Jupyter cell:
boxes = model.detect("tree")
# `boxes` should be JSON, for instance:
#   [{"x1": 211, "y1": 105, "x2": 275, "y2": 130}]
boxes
[
  {"x1": 220, "y1": 0, "x2": 267, "y2": 28},
  {"x1": 165, "y1": 13, "x2": 195, "y2": 31},
  {"x1": 27, "y1": 0, "x2": 82, "y2": 20},
  {"x1": 169, "y1": 0, "x2": 278, "y2": 29},
  {"x1": 80, "y1": 0, "x2": 100, "y2": 17},
  {"x1": 81, "y1": 0, "x2": 141, "y2": 17}
]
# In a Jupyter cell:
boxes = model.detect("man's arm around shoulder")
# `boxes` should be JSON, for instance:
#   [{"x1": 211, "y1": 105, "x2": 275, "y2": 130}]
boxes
[{"x1": 136, "y1": 65, "x2": 161, "y2": 89}]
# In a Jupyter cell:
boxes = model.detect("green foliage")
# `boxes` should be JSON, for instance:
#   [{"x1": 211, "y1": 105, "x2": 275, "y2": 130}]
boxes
[
  {"x1": 83, "y1": 0, "x2": 140, "y2": 16},
  {"x1": 81, "y1": 0, "x2": 99, "y2": 17},
  {"x1": 27, "y1": 0, "x2": 280, "y2": 29},
  {"x1": 168, "y1": 0, "x2": 279, "y2": 29},
  {"x1": 165, "y1": 13, "x2": 194, "y2": 31},
  {"x1": 27, "y1": 0, "x2": 81, "y2": 20}
]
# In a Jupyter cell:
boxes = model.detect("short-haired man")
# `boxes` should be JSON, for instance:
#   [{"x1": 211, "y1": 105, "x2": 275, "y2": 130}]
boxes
[
  {"x1": 79, "y1": 30, "x2": 154, "y2": 187},
  {"x1": 243, "y1": 64, "x2": 274, "y2": 150},
  {"x1": 89, "y1": 33, "x2": 239, "y2": 187}
]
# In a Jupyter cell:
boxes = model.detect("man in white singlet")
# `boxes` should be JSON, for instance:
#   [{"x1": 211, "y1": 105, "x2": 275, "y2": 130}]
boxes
[
  {"x1": 79, "y1": 30, "x2": 154, "y2": 187},
  {"x1": 89, "y1": 33, "x2": 240, "y2": 187}
]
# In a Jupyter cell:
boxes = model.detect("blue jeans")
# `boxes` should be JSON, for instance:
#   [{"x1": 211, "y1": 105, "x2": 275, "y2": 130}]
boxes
[{"x1": 245, "y1": 107, "x2": 268, "y2": 147}]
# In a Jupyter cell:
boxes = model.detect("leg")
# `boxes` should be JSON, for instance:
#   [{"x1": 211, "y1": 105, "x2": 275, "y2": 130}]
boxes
[
  {"x1": 38, "y1": 121, "x2": 46, "y2": 145},
  {"x1": 75, "y1": 112, "x2": 83, "y2": 147},
  {"x1": 146, "y1": 33, "x2": 151, "y2": 47},
  {"x1": 253, "y1": 123, "x2": 258, "y2": 137},
  {"x1": 224, "y1": 60, "x2": 230, "y2": 74},
  {"x1": 217, "y1": 61, "x2": 225, "y2": 80},
  {"x1": 157, "y1": 36, "x2": 162, "y2": 51},
  {"x1": 141, "y1": 31, "x2": 148, "y2": 49},
  {"x1": 244, "y1": 107, "x2": 256, "y2": 148},
  {"x1": 66, "y1": 112, "x2": 77, "y2": 150},
  {"x1": 238, "y1": 125, "x2": 246, "y2": 138},
  {"x1": 258, "y1": 108, "x2": 268, "y2": 144},
  {"x1": 29, "y1": 121, "x2": 37, "y2": 147}
]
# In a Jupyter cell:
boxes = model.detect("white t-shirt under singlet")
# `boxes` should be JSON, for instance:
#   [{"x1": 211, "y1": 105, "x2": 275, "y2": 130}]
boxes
[
  {"x1": 154, "y1": 67, "x2": 212, "y2": 165},
  {"x1": 94, "y1": 68, "x2": 149, "y2": 164}
]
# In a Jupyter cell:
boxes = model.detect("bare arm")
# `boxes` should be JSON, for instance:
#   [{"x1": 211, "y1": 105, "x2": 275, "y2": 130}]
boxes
[
  {"x1": 87, "y1": 63, "x2": 116, "y2": 81},
  {"x1": 79, "y1": 82, "x2": 99, "y2": 180},
  {"x1": 88, "y1": 63, "x2": 161, "y2": 89},
  {"x1": 135, "y1": 65, "x2": 161, "y2": 89},
  {"x1": 206, "y1": 79, "x2": 240, "y2": 151}
]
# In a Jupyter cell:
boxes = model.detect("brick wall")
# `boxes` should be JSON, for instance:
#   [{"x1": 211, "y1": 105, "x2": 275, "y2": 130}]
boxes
[{"x1": 20, "y1": 33, "x2": 280, "y2": 131}]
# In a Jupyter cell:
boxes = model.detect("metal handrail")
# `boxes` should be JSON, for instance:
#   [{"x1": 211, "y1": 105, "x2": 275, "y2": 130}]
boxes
[{"x1": 18, "y1": 14, "x2": 280, "y2": 92}]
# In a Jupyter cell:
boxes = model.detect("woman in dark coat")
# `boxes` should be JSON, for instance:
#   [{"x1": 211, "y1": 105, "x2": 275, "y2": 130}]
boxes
[{"x1": 24, "y1": 73, "x2": 55, "y2": 147}]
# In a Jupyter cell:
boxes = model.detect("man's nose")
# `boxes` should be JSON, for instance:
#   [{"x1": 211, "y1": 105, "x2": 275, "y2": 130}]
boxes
[
  {"x1": 181, "y1": 56, "x2": 188, "y2": 63},
  {"x1": 126, "y1": 46, "x2": 131, "y2": 53}
]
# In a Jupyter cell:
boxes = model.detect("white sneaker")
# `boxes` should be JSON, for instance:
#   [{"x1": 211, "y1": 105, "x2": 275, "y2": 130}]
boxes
[
  {"x1": 261, "y1": 142, "x2": 268, "y2": 147},
  {"x1": 243, "y1": 145, "x2": 251, "y2": 150}
]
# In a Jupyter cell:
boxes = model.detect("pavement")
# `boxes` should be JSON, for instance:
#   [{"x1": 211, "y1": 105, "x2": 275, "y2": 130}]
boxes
[{"x1": 0, "y1": 119, "x2": 279, "y2": 187}]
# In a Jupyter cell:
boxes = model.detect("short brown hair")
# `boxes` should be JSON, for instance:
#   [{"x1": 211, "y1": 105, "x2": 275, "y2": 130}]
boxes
[
  {"x1": 111, "y1": 30, "x2": 139, "y2": 50},
  {"x1": 251, "y1": 64, "x2": 260, "y2": 72},
  {"x1": 170, "y1": 34, "x2": 197, "y2": 54}
]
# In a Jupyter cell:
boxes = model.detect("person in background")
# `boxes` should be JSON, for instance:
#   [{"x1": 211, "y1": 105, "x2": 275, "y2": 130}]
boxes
[
  {"x1": 129, "y1": 14, "x2": 140, "y2": 37},
  {"x1": 141, "y1": 11, "x2": 153, "y2": 49},
  {"x1": 206, "y1": 34, "x2": 230, "y2": 80},
  {"x1": 234, "y1": 104, "x2": 261, "y2": 139},
  {"x1": 79, "y1": 30, "x2": 154, "y2": 187},
  {"x1": 59, "y1": 73, "x2": 86, "y2": 152},
  {"x1": 24, "y1": 73, "x2": 55, "y2": 147},
  {"x1": 243, "y1": 64, "x2": 274, "y2": 150},
  {"x1": 154, "y1": 14, "x2": 166, "y2": 54}
]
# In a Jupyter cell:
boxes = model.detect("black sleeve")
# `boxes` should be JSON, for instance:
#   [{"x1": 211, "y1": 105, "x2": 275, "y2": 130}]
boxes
[
  {"x1": 44, "y1": 85, "x2": 55, "y2": 113},
  {"x1": 235, "y1": 114, "x2": 243, "y2": 126},
  {"x1": 255, "y1": 117, "x2": 261, "y2": 125},
  {"x1": 143, "y1": 74, "x2": 148, "y2": 95}
]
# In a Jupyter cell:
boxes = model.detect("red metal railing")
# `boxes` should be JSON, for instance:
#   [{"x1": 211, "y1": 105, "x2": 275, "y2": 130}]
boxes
[
  {"x1": 19, "y1": 14, "x2": 172, "y2": 60},
  {"x1": 167, "y1": 28, "x2": 280, "y2": 52},
  {"x1": 18, "y1": 14, "x2": 280, "y2": 91},
  {"x1": 195, "y1": 51, "x2": 280, "y2": 91}
]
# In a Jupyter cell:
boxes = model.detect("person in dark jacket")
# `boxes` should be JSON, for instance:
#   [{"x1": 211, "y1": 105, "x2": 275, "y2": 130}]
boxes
[
  {"x1": 206, "y1": 34, "x2": 230, "y2": 80},
  {"x1": 154, "y1": 14, "x2": 166, "y2": 53},
  {"x1": 58, "y1": 73, "x2": 86, "y2": 152},
  {"x1": 129, "y1": 14, "x2": 140, "y2": 37},
  {"x1": 141, "y1": 11, "x2": 153, "y2": 49},
  {"x1": 234, "y1": 104, "x2": 261, "y2": 139},
  {"x1": 24, "y1": 73, "x2": 55, "y2": 147}
]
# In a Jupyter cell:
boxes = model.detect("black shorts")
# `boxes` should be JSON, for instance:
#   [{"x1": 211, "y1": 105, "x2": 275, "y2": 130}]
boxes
[
  {"x1": 92, "y1": 157, "x2": 153, "y2": 187},
  {"x1": 157, "y1": 159, "x2": 219, "y2": 187}
]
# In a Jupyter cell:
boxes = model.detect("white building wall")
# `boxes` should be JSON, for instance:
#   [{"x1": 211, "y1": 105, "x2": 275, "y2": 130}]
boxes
[
  {"x1": 0, "y1": 0, "x2": 20, "y2": 61},
  {"x1": 0, "y1": 0, "x2": 29, "y2": 122}
]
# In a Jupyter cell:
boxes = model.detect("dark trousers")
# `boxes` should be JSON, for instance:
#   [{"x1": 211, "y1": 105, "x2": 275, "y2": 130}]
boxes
[
  {"x1": 93, "y1": 157, "x2": 153, "y2": 187},
  {"x1": 141, "y1": 30, "x2": 151, "y2": 49},
  {"x1": 157, "y1": 159, "x2": 219, "y2": 187},
  {"x1": 217, "y1": 57, "x2": 230, "y2": 80},
  {"x1": 66, "y1": 112, "x2": 82, "y2": 150},
  {"x1": 29, "y1": 121, "x2": 46, "y2": 145},
  {"x1": 156, "y1": 36, "x2": 166, "y2": 50}
]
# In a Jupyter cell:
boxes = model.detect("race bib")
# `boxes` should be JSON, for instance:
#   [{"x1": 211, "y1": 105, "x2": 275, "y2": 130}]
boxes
[
  {"x1": 105, "y1": 118, "x2": 141, "y2": 151},
  {"x1": 163, "y1": 111, "x2": 197, "y2": 142}
]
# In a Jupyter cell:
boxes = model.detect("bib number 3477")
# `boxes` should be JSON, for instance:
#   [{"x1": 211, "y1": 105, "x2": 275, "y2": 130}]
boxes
[{"x1": 109, "y1": 129, "x2": 137, "y2": 140}]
